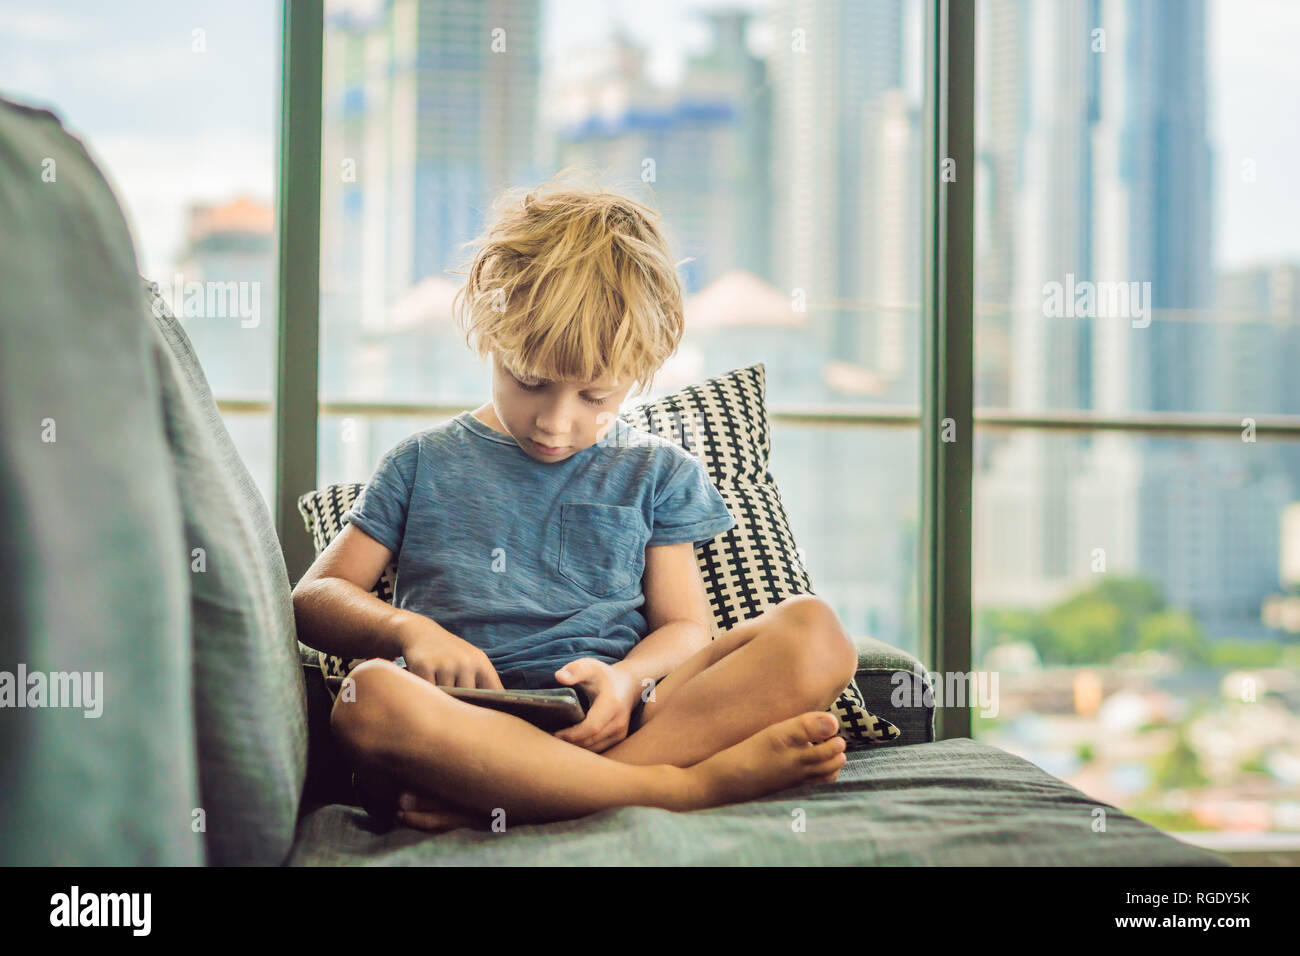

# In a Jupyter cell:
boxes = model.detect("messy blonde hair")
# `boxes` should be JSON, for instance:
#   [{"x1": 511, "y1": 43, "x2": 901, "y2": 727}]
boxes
[{"x1": 448, "y1": 166, "x2": 687, "y2": 399}]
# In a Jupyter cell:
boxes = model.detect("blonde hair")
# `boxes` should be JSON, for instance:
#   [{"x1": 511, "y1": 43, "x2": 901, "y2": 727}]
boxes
[{"x1": 448, "y1": 166, "x2": 687, "y2": 399}]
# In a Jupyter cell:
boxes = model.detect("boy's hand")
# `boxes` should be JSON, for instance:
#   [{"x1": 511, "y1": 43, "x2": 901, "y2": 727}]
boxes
[
  {"x1": 551, "y1": 658, "x2": 639, "y2": 752},
  {"x1": 397, "y1": 615, "x2": 504, "y2": 689}
]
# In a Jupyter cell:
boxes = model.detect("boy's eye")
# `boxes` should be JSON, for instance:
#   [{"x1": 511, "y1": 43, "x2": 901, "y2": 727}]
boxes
[
  {"x1": 511, "y1": 370, "x2": 545, "y2": 389},
  {"x1": 514, "y1": 374, "x2": 607, "y2": 406}
]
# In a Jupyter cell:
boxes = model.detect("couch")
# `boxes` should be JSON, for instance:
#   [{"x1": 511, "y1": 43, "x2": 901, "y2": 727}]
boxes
[{"x1": 0, "y1": 95, "x2": 1228, "y2": 866}]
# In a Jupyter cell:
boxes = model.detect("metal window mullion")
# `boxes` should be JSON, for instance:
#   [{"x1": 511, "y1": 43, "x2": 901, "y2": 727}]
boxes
[
  {"x1": 921, "y1": 0, "x2": 975, "y2": 741},
  {"x1": 274, "y1": 0, "x2": 323, "y2": 586}
]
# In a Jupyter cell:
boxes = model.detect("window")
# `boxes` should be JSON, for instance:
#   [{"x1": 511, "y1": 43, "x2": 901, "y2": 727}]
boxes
[
  {"x1": 316, "y1": 0, "x2": 925, "y2": 654},
  {"x1": 0, "y1": 0, "x2": 281, "y2": 506},
  {"x1": 974, "y1": 0, "x2": 1300, "y2": 836}
]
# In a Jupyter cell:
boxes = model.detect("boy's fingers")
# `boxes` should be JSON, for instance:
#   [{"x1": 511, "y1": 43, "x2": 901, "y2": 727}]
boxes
[
  {"x1": 575, "y1": 722, "x2": 615, "y2": 751},
  {"x1": 558, "y1": 719, "x2": 596, "y2": 743},
  {"x1": 559, "y1": 712, "x2": 610, "y2": 746}
]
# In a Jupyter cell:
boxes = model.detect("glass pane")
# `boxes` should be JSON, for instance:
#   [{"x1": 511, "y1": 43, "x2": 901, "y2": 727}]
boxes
[
  {"x1": 223, "y1": 413, "x2": 276, "y2": 513},
  {"x1": 975, "y1": 0, "x2": 1300, "y2": 416},
  {"x1": 774, "y1": 425, "x2": 920, "y2": 657},
  {"x1": 319, "y1": 413, "x2": 453, "y2": 487},
  {"x1": 0, "y1": 0, "x2": 281, "y2": 508},
  {"x1": 973, "y1": 430, "x2": 1300, "y2": 835},
  {"x1": 318, "y1": 0, "x2": 924, "y2": 418},
  {"x1": 316, "y1": 2, "x2": 925, "y2": 662}
]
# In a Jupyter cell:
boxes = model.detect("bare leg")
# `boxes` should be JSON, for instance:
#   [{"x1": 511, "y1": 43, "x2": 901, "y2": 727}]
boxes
[
  {"x1": 331, "y1": 658, "x2": 848, "y2": 829},
  {"x1": 353, "y1": 594, "x2": 857, "y2": 828},
  {"x1": 602, "y1": 594, "x2": 858, "y2": 767}
]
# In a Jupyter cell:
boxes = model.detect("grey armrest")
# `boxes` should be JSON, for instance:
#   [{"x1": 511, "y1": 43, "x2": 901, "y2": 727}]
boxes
[{"x1": 852, "y1": 634, "x2": 935, "y2": 745}]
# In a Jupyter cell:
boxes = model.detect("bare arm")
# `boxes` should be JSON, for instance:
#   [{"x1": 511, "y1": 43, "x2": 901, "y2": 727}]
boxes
[
  {"x1": 612, "y1": 540, "x2": 712, "y2": 691},
  {"x1": 291, "y1": 523, "x2": 414, "y2": 661},
  {"x1": 291, "y1": 523, "x2": 504, "y2": 688}
]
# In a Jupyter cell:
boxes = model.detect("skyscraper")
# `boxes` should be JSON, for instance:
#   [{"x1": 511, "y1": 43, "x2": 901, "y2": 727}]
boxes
[
  {"x1": 974, "y1": 0, "x2": 1257, "y2": 636},
  {"x1": 765, "y1": 0, "x2": 905, "y2": 375}
]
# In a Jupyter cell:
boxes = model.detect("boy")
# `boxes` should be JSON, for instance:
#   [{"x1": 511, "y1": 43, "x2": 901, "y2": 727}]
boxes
[{"x1": 292, "y1": 174, "x2": 859, "y2": 831}]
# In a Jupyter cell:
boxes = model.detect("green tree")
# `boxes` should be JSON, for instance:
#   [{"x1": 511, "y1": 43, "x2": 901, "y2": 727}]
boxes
[
  {"x1": 1152, "y1": 730, "x2": 1210, "y2": 791},
  {"x1": 1042, "y1": 600, "x2": 1125, "y2": 664},
  {"x1": 1091, "y1": 577, "x2": 1165, "y2": 623},
  {"x1": 1206, "y1": 640, "x2": 1284, "y2": 669},
  {"x1": 983, "y1": 574, "x2": 1189, "y2": 668},
  {"x1": 982, "y1": 607, "x2": 1047, "y2": 645},
  {"x1": 1137, "y1": 609, "x2": 1207, "y2": 664}
]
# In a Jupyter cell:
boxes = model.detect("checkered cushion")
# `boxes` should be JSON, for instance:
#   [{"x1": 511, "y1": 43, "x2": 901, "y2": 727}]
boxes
[
  {"x1": 296, "y1": 363, "x2": 899, "y2": 744},
  {"x1": 621, "y1": 364, "x2": 897, "y2": 744}
]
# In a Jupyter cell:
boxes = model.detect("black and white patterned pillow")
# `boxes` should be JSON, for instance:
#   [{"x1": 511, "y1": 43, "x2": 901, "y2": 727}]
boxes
[
  {"x1": 296, "y1": 487, "x2": 393, "y2": 690},
  {"x1": 296, "y1": 363, "x2": 899, "y2": 744},
  {"x1": 621, "y1": 364, "x2": 897, "y2": 744}
]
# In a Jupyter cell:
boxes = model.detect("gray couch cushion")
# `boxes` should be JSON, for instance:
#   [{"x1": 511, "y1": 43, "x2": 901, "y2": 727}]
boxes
[
  {"x1": 145, "y1": 281, "x2": 308, "y2": 865},
  {"x1": 0, "y1": 97, "x2": 203, "y2": 865},
  {"x1": 852, "y1": 635, "x2": 935, "y2": 745},
  {"x1": 286, "y1": 738, "x2": 1228, "y2": 866}
]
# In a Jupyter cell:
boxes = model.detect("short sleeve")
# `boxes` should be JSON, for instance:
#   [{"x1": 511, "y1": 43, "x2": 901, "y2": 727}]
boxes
[
  {"x1": 648, "y1": 453, "x2": 736, "y2": 547},
  {"x1": 341, "y1": 436, "x2": 419, "y2": 553}
]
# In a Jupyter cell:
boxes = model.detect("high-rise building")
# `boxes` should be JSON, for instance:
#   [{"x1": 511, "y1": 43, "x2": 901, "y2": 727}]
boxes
[
  {"x1": 171, "y1": 197, "x2": 276, "y2": 398},
  {"x1": 319, "y1": 0, "x2": 544, "y2": 481},
  {"x1": 321, "y1": 0, "x2": 543, "y2": 345},
  {"x1": 1213, "y1": 263, "x2": 1300, "y2": 418},
  {"x1": 765, "y1": 0, "x2": 905, "y2": 381},
  {"x1": 977, "y1": 0, "x2": 1110, "y2": 606},
  {"x1": 973, "y1": 0, "x2": 1270, "y2": 638},
  {"x1": 553, "y1": 11, "x2": 771, "y2": 298},
  {"x1": 169, "y1": 195, "x2": 277, "y2": 507}
]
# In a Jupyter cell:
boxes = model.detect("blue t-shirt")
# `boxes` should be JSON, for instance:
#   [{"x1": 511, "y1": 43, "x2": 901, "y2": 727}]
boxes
[{"x1": 341, "y1": 410, "x2": 736, "y2": 690}]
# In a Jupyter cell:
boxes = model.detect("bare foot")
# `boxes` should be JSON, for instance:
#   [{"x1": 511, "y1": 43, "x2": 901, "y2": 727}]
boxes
[
  {"x1": 685, "y1": 711, "x2": 848, "y2": 809},
  {"x1": 394, "y1": 790, "x2": 485, "y2": 833},
  {"x1": 353, "y1": 763, "x2": 481, "y2": 832}
]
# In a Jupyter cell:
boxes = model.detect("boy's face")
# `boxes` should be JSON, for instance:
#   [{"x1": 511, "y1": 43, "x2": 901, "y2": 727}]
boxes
[{"x1": 484, "y1": 351, "x2": 635, "y2": 462}]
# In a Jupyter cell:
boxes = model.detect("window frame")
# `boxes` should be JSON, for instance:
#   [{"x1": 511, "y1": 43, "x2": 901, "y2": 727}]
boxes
[{"x1": 266, "y1": 0, "x2": 1300, "y2": 753}]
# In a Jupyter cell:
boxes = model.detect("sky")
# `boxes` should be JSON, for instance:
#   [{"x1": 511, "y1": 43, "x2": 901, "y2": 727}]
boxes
[{"x1": 0, "y1": 0, "x2": 1296, "y2": 278}]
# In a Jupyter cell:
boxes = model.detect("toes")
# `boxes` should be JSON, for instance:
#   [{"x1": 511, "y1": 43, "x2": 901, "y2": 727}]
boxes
[
  {"x1": 398, "y1": 790, "x2": 446, "y2": 813},
  {"x1": 801, "y1": 734, "x2": 847, "y2": 764},
  {"x1": 810, "y1": 711, "x2": 841, "y2": 741},
  {"x1": 808, "y1": 750, "x2": 848, "y2": 782},
  {"x1": 810, "y1": 763, "x2": 844, "y2": 784},
  {"x1": 781, "y1": 711, "x2": 841, "y2": 748},
  {"x1": 397, "y1": 808, "x2": 478, "y2": 832}
]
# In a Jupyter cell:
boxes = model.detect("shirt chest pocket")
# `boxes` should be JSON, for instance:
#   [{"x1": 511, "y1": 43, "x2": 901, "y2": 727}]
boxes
[{"x1": 558, "y1": 503, "x2": 648, "y2": 598}]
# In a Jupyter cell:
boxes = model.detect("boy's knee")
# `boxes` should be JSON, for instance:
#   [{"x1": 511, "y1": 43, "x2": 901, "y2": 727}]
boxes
[
  {"x1": 329, "y1": 658, "x2": 405, "y2": 759},
  {"x1": 770, "y1": 597, "x2": 858, "y2": 703}
]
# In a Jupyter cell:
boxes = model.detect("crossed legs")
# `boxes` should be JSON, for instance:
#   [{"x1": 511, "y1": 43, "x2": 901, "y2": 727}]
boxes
[{"x1": 331, "y1": 594, "x2": 859, "y2": 829}]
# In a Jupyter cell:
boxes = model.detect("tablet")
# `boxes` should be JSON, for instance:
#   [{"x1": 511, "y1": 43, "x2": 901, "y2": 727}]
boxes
[{"x1": 435, "y1": 686, "x2": 587, "y2": 731}]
